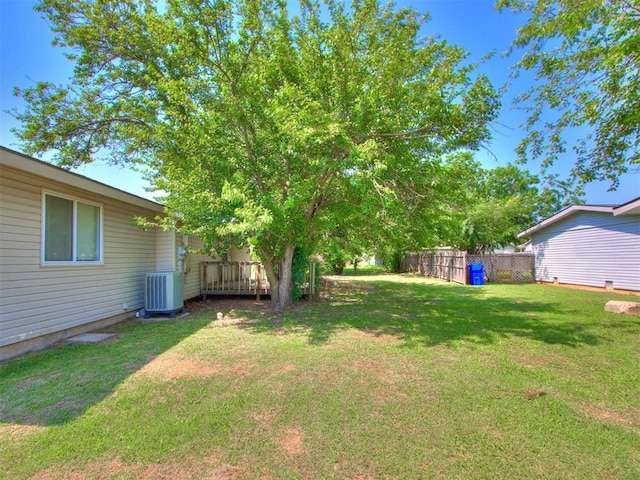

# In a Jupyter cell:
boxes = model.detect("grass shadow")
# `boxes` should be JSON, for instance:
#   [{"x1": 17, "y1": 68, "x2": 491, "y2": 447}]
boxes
[
  {"x1": 3, "y1": 277, "x2": 633, "y2": 428},
  {"x1": 238, "y1": 275, "x2": 621, "y2": 349},
  {"x1": 0, "y1": 316, "x2": 212, "y2": 427}
]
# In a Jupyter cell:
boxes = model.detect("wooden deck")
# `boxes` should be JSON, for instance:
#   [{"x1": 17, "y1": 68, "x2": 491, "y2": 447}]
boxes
[{"x1": 200, "y1": 261, "x2": 316, "y2": 299}]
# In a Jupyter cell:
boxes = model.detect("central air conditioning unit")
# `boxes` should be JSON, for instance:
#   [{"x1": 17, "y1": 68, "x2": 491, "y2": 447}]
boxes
[{"x1": 144, "y1": 271, "x2": 184, "y2": 318}]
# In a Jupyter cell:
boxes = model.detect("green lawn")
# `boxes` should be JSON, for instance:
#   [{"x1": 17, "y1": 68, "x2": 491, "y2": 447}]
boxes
[{"x1": 1, "y1": 274, "x2": 639, "y2": 479}]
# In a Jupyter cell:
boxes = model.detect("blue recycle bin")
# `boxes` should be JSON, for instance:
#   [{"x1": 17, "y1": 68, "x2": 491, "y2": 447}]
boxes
[{"x1": 468, "y1": 264, "x2": 484, "y2": 286}]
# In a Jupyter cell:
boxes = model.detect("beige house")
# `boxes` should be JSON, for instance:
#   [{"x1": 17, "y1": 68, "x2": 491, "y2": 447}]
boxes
[{"x1": 0, "y1": 146, "x2": 237, "y2": 360}]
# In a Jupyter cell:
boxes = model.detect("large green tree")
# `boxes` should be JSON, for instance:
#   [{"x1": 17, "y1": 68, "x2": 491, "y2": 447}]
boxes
[
  {"x1": 318, "y1": 152, "x2": 483, "y2": 272},
  {"x1": 456, "y1": 162, "x2": 581, "y2": 253},
  {"x1": 498, "y1": 0, "x2": 640, "y2": 188},
  {"x1": 13, "y1": 0, "x2": 499, "y2": 309}
]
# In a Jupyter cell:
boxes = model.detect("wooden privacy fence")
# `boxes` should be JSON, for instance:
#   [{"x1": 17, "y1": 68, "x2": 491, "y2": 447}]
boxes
[
  {"x1": 401, "y1": 250, "x2": 467, "y2": 284},
  {"x1": 401, "y1": 250, "x2": 535, "y2": 285}
]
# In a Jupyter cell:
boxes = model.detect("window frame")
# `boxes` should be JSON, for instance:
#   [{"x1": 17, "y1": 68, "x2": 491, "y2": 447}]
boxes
[{"x1": 41, "y1": 191, "x2": 104, "y2": 266}]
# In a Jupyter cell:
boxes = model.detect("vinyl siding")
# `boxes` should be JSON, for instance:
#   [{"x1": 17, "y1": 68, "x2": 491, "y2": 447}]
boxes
[
  {"x1": 182, "y1": 236, "x2": 212, "y2": 300},
  {"x1": 230, "y1": 247, "x2": 252, "y2": 262},
  {"x1": 0, "y1": 161, "x2": 160, "y2": 347},
  {"x1": 156, "y1": 229, "x2": 176, "y2": 271},
  {"x1": 532, "y1": 211, "x2": 640, "y2": 291}
]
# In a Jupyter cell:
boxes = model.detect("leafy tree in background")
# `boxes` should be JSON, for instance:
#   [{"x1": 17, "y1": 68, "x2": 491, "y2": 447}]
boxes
[
  {"x1": 370, "y1": 152, "x2": 485, "y2": 270},
  {"x1": 318, "y1": 234, "x2": 360, "y2": 275},
  {"x1": 534, "y1": 173, "x2": 585, "y2": 219},
  {"x1": 460, "y1": 197, "x2": 527, "y2": 253},
  {"x1": 319, "y1": 152, "x2": 483, "y2": 272},
  {"x1": 498, "y1": 0, "x2": 640, "y2": 188},
  {"x1": 455, "y1": 163, "x2": 581, "y2": 253},
  {"x1": 12, "y1": 0, "x2": 499, "y2": 309}
]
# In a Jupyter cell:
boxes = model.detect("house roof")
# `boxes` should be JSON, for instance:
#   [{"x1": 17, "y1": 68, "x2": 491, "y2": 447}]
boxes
[
  {"x1": 517, "y1": 195, "x2": 640, "y2": 238},
  {"x1": 0, "y1": 145, "x2": 163, "y2": 213},
  {"x1": 614, "y1": 196, "x2": 640, "y2": 216}
]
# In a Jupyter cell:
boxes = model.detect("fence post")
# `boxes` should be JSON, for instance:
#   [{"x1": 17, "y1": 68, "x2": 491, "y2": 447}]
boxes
[{"x1": 463, "y1": 251, "x2": 467, "y2": 285}]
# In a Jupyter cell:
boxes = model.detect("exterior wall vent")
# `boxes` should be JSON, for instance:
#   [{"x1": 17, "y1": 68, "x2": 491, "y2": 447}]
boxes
[{"x1": 144, "y1": 272, "x2": 184, "y2": 318}]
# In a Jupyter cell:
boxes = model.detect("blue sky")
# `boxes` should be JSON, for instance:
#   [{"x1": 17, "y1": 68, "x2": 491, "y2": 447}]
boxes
[{"x1": 1, "y1": 0, "x2": 638, "y2": 205}]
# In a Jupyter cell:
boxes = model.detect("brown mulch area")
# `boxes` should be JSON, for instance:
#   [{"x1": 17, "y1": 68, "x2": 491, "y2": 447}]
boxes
[
  {"x1": 181, "y1": 276, "x2": 352, "y2": 318},
  {"x1": 184, "y1": 297, "x2": 269, "y2": 317}
]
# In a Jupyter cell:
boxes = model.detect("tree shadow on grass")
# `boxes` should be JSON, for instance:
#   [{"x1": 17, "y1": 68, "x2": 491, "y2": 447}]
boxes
[
  {"x1": 0, "y1": 317, "x2": 211, "y2": 427},
  {"x1": 238, "y1": 276, "x2": 618, "y2": 349}
]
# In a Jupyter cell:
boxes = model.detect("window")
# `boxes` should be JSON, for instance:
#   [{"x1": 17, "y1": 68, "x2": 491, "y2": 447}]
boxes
[{"x1": 43, "y1": 193, "x2": 102, "y2": 264}]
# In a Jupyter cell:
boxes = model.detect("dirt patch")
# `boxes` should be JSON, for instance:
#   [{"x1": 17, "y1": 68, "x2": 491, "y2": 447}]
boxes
[
  {"x1": 582, "y1": 406, "x2": 640, "y2": 427},
  {"x1": 30, "y1": 455, "x2": 243, "y2": 480},
  {"x1": 204, "y1": 464, "x2": 240, "y2": 480},
  {"x1": 277, "y1": 427, "x2": 306, "y2": 455},
  {"x1": 324, "y1": 280, "x2": 381, "y2": 296},
  {"x1": 350, "y1": 358, "x2": 416, "y2": 383},
  {"x1": 251, "y1": 408, "x2": 279, "y2": 431},
  {"x1": 336, "y1": 358, "x2": 430, "y2": 406},
  {"x1": 279, "y1": 362, "x2": 298, "y2": 374},
  {"x1": 231, "y1": 359, "x2": 257, "y2": 377},
  {"x1": 344, "y1": 329, "x2": 401, "y2": 344},
  {"x1": 135, "y1": 352, "x2": 223, "y2": 380},
  {"x1": 338, "y1": 358, "x2": 418, "y2": 406},
  {"x1": 209, "y1": 317, "x2": 245, "y2": 327},
  {"x1": 183, "y1": 298, "x2": 271, "y2": 322},
  {"x1": 134, "y1": 352, "x2": 256, "y2": 382},
  {"x1": 520, "y1": 356, "x2": 552, "y2": 368},
  {"x1": 508, "y1": 347, "x2": 567, "y2": 370},
  {"x1": 332, "y1": 457, "x2": 378, "y2": 479}
]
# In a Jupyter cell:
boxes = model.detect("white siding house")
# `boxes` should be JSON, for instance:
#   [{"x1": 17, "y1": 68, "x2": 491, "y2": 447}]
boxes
[
  {"x1": 0, "y1": 147, "x2": 219, "y2": 360},
  {"x1": 517, "y1": 198, "x2": 640, "y2": 292}
]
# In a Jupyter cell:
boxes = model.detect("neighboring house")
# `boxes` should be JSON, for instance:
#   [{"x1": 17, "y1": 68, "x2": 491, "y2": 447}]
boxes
[
  {"x1": 0, "y1": 146, "x2": 227, "y2": 360},
  {"x1": 517, "y1": 240, "x2": 533, "y2": 253},
  {"x1": 517, "y1": 197, "x2": 640, "y2": 292},
  {"x1": 492, "y1": 244, "x2": 516, "y2": 254}
]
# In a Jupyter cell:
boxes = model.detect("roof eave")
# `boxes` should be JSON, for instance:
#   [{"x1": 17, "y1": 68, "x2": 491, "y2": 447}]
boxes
[
  {"x1": 613, "y1": 196, "x2": 640, "y2": 216},
  {"x1": 0, "y1": 145, "x2": 164, "y2": 213},
  {"x1": 517, "y1": 204, "x2": 615, "y2": 238}
]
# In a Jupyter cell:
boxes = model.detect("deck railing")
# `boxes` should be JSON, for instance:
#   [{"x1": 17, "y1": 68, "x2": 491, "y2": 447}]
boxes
[
  {"x1": 200, "y1": 261, "x2": 317, "y2": 299},
  {"x1": 201, "y1": 261, "x2": 269, "y2": 298}
]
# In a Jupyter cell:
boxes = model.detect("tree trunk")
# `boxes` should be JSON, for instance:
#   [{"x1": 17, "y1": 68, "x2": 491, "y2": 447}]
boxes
[
  {"x1": 260, "y1": 245, "x2": 296, "y2": 311},
  {"x1": 276, "y1": 245, "x2": 296, "y2": 310},
  {"x1": 262, "y1": 258, "x2": 279, "y2": 306}
]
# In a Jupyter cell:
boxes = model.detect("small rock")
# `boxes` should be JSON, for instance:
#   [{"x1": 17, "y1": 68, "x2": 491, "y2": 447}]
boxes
[{"x1": 217, "y1": 312, "x2": 224, "y2": 320}]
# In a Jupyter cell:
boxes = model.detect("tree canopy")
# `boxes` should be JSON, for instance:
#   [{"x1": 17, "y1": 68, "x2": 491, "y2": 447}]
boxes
[
  {"x1": 498, "y1": 0, "x2": 640, "y2": 188},
  {"x1": 13, "y1": 0, "x2": 499, "y2": 309},
  {"x1": 455, "y1": 162, "x2": 581, "y2": 253}
]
